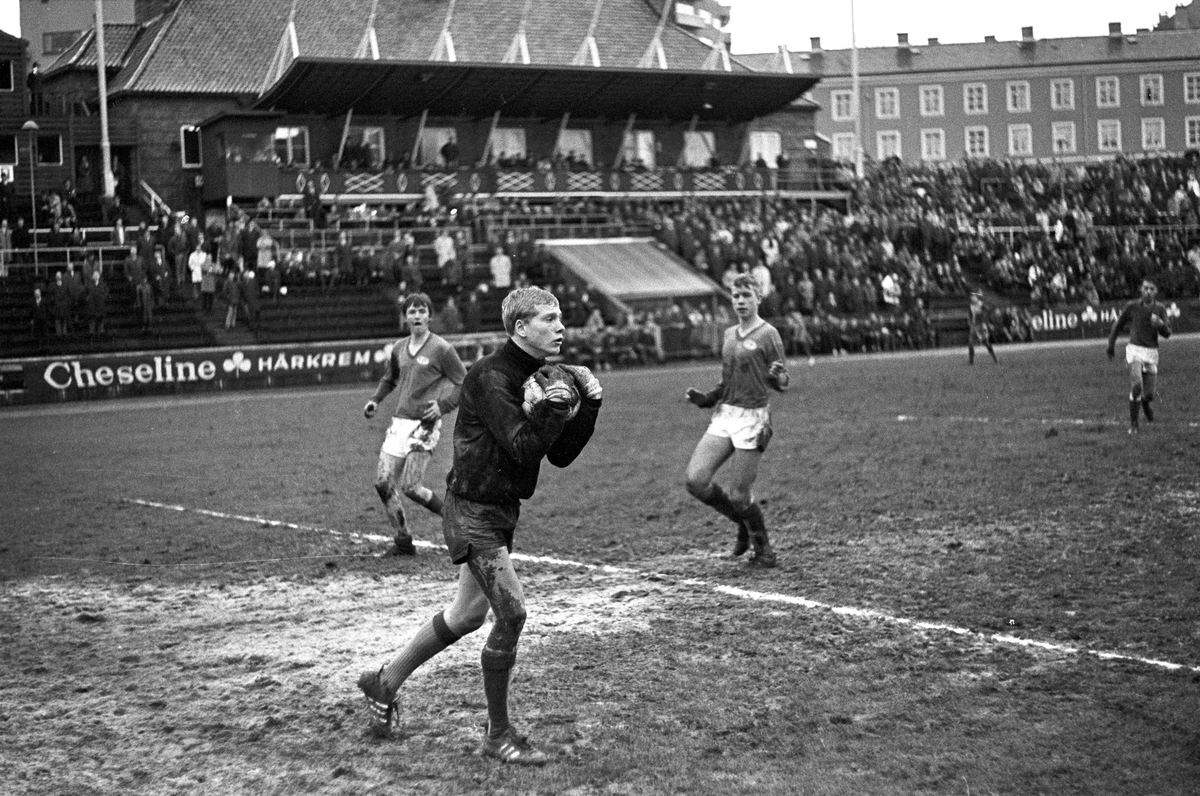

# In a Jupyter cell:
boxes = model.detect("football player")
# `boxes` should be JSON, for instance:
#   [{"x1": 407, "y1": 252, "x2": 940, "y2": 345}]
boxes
[
  {"x1": 967, "y1": 291, "x2": 998, "y2": 365},
  {"x1": 364, "y1": 293, "x2": 467, "y2": 554},
  {"x1": 1107, "y1": 278, "x2": 1171, "y2": 434},
  {"x1": 358, "y1": 286, "x2": 602, "y2": 765},
  {"x1": 685, "y1": 273, "x2": 789, "y2": 567}
]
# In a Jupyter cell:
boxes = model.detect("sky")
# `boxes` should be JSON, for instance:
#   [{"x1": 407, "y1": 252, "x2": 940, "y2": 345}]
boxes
[
  {"x1": 726, "y1": 0, "x2": 1172, "y2": 54},
  {"x1": 0, "y1": 1, "x2": 1174, "y2": 54}
]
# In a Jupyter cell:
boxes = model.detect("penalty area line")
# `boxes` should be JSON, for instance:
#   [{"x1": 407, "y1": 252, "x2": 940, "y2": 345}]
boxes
[
  {"x1": 896, "y1": 414, "x2": 1200, "y2": 429},
  {"x1": 126, "y1": 498, "x2": 1199, "y2": 676}
]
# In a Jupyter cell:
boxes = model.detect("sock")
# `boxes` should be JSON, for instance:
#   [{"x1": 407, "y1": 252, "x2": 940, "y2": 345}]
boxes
[
  {"x1": 482, "y1": 666, "x2": 514, "y2": 737},
  {"x1": 742, "y1": 501, "x2": 770, "y2": 550},
  {"x1": 381, "y1": 611, "x2": 462, "y2": 692},
  {"x1": 698, "y1": 483, "x2": 743, "y2": 523},
  {"x1": 1129, "y1": 399, "x2": 1140, "y2": 426}
]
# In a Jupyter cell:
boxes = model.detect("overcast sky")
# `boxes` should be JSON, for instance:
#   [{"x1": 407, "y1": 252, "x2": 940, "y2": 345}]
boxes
[
  {"x1": 0, "y1": 2, "x2": 1174, "y2": 58},
  {"x1": 726, "y1": 0, "x2": 1171, "y2": 54}
]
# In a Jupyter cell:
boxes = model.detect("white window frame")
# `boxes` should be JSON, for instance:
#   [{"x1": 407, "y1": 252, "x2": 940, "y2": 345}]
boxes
[
  {"x1": 920, "y1": 129, "x2": 945, "y2": 162},
  {"x1": 1, "y1": 134, "x2": 18, "y2": 166},
  {"x1": 1141, "y1": 118, "x2": 1165, "y2": 151},
  {"x1": 1051, "y1": 121, "x2": 1076, "y2": 154},
  {"x1": 1008, "y1": 124, "x2": 1033, "y2": 156},
  {"x1": 876, "y1": 130, "x2": 901, "y2": 160},
  {"x1": 919, "y1": 85, "x2": 944, "y2": 117},
  {"x1": 36, "y1": 134, "x2": 64, "y2": 166},
  {"x1": 831, "y1": 90, "x2": 855, "y2": 122},
  {"x1": 964, "y1": 126, "x2": 989, "y2": 158},
  {"x1": 875, "y1": 87, "x2": 900, "y2": 120},
  {"x1": 1187, "y1": 74, "x2": 1200, "y2": 105},
  {"x1": 1006, "y1": 81, "x2": 1031, "y2": 113},
  {"x1": 831, "y1": 132, "x2": 857, "y2": 162},
  {"x1": 1186, "y1": 117, "x2": 1200, "y2": 149},
  {"x1": 1051, "y1": 79, "x2": 1075, "y2": 111},
  {"x1": 964, "y1": 83, "x2": 988, "y2": 115},
  {"x1": 1096, "y1": 76, "x2": 1120, "y2": 109},
  {"x1": 622, "y1": 130, "x2": 657, "y2": 169},
  {"x1": 682, "y1": 130, "x2": 716, "y2": 168},
  {"x1": 1097, "y1": 119, "x2": 1122, "y2": 152},
  {"x1": 273, "y1": 126, "x2": 310, "y2": 167},
  {"x1": 180, "y1": 125, "x2": 202, "y2": 169},
  {"x1": 1140, "y1": 74, "x2": 1164, "y2": 107},
  {"x1": 749, "y1": 131, "x2": 782, "y2": 169}
]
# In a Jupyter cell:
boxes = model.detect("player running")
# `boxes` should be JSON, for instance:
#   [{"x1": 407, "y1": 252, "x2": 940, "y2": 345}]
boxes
[
  {"x1": 1107, "y1": 278, "x2": 1171, "y2": 434},
  {"x1": 685, "y1": 273, "x2": 790, "y2": 568},
  {"x1": 357, "y1": 286, "x2": 602, "y2": 765},
  {"x1": 364, "y1": 292, "x2": 468, "y2": 555},
  {"x1": 967, "y1": 291, "x2": 998, "y2": 365}
]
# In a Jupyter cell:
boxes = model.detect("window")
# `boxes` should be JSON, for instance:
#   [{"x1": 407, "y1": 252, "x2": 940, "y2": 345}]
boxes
[
  {"x1": 964, "y1": 83, "x2": 988, "y2": 115},
  {"x1": 1006, "y1": 81, "x2": 1031, "y2": 113},
  {"x1": 876, "y1": 131, "x2": 900, "y2": 160},
  {"x1": 1141, "y1": 118, "x2": 1165, "y2": 151},
  {"x1": 832, "y1": 132, "x2": 857, "y2": 162},
  {"x1": 1051, "y1": 79, "x2": 1075, "y2": 110},
  {"x1": 1052, "y1": 121, "x2": 1076, "y2": 154},
  {"x1": 831, "y1": 90, "x2": 855, "y2": 122},
  {"x1": 1008, "y1": 124, "x2": 1032, "y2": 156},
  {"x1": 43, "y1": 31, "x2": 82, "y2": 56},
  {"x1": 0, "y1": 60, "x2": 13, "y2": 92},
  {"x1": 180, "y1": 126, "x2": 202, "y2": 168},
  {"x1": 622, "y1": 130, "x2": 657, "y2": 169},
  {"x1": 1187, "y1": 74, "x2": 1200, "y2": 104},
  {"x1": 920, "y1": 129, "x2": 945, "y2": 161},
  {"x1": 555, "y1": 129, "x2": 594, "y2": 167},
  {"x1": 919, "y1": 85, "x2": 944, "y2": 117},
  {"x1": 36, "y1": 134, "x2": 63, "y2": 165},
  {"x1": 964, "y1": 126, "x2": 989, "y2": 157},
  {"x1": 347, "y1": 125, "x2": 385, "y2": 169},
  {"x1": 1097, "y1": 119, "x2": 1122, "y2": 152},
  {"x1": 1096, "y1": 76, "x2": 1120, "y2": 108},
  {"x1": 273, "y1": 127, "x2": 309, "y2": 167},
  {"x1": 492, "y1": 128, "x2": 527, "y2": 163},
  {"x1": 0, "y1": 134, "x2": 16, "y2": 165},
  {"x1": 1141, "y1": 74, "x2": 1163, "y2": 106},
  {"x1": 875, "y1": 88, "x2": 900, "y2": 119},
  {"x1": 682, "y1": 130, "x2": 716, "y2": 168},
  {"x1": 1187, "y1": 117, "x2": 1200, "y2": 149},
  {"x1": 749, "y1": 131, "x2": 781, "y2": 168},
  {"x1": 419, "y1": 127, "x2": 455, "y2": 167}
]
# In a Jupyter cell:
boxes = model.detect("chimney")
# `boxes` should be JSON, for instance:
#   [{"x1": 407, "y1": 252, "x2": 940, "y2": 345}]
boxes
[
  {"x1": 927, "y1": 37, "x2": 939, "y2": 45},
  {"x1": 810, "y1": 36, "x2": 822, "y2": 52},
  {"x1": 984, "y1": 35, "x2": 997, "y2": 43},
  {"x1": 1108, "y1": 22, "x2": 1122, "y2": 37},
  {"x1": 1022, "y1": 26, "x2": 1034, "y2": 41},
  {"x1": 897, "y1": 32, "x2": 909, "y2": 46}
]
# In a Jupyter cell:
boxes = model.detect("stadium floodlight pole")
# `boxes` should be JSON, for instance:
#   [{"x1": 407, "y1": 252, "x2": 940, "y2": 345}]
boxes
[
  {"x1": 850, "y1": 0, "x2": 863, "y2": 179},
  {"x1": 22, "y1": 119, "x2": 39, "y2": 273},
  {"x1": 95, "y1": 0, "x2": 116, "y2": 200}
]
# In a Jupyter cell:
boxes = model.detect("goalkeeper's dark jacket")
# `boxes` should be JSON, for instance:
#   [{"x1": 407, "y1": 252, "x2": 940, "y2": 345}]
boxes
[{"x1": 445, "y1": 339, "x2": 601, "y2": 506}]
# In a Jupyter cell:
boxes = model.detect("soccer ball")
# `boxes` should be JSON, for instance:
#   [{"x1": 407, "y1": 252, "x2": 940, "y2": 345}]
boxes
[{"x1": 522, "y1": 365, "x2": 580, "y2": 420}]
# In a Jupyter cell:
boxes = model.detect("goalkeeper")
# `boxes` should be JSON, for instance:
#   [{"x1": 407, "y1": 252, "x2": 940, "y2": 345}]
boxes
[{"x1": 358, "y1": 286, "x2": 602, "y2": 766}]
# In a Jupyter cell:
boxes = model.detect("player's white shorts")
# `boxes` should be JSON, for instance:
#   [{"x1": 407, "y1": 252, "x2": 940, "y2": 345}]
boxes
[
  {"x1": 381, "y1": 416, "x2": 441, "y2": 457},
  {"x1": 705, "y1": 403, "x2": 773, "y2": 451},
  {"x1": 1126, "y1": 343, "x2": 1159, "y2": 373}
]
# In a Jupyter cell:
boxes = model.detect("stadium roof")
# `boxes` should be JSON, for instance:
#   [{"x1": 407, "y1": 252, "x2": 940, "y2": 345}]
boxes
[
  {"x1": 738, "y1": 28, "x2": 1200, "y2": 78},
  {"x1": 256, "y1": 57, "x2": 818, "y2": 122},
  {"x1": 94, "y1": 0, "x2": 765, "y2": 98},
  {"x1": 541, "y1": 239, "x2": 721, "y2": 302}
]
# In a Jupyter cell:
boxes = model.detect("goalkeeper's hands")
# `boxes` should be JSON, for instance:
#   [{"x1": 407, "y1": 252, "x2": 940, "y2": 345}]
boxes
[
  {"x1": 559, "y1": 364, "x2": 603, "y2": 401},
  {"x1": 363, "y1": 400, "x2": 378, "y2": 419},
  {"x1": 686, "y1": 388, "x2": 718, "y2": 408},
  {"x1": 534, "y1": 366, "x2": 576, "y2": 409}
]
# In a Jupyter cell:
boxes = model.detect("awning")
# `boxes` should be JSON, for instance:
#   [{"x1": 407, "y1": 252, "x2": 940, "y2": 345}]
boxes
[
  {"x1": 256, "y1": 57, "x2": 818, "y2": 123},
  {"x1": 540, "y1": 238, "x2": 721, "y2": 302}
]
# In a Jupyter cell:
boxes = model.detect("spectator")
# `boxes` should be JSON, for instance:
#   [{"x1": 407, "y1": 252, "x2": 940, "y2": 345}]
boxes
[
  {"x1": 489, "y1": 245, "x2": 513, "y2": 290},
  {"x1": 83, "y1": 271, "x2": 109, "y2": 338}
]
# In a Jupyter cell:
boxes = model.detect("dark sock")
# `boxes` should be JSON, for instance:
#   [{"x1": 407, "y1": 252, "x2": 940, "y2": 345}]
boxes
[
  {"x1": 1129, "y1": 399, "x2": 1140, "y2": 426},
  {"x1": 381, "y1": 611, "x2": 461, "y2": 692},
  {"x1": 698, "y1": 483, "x2": 743, "y2": 523},
  {"x1": 482, "y1": 664, "x2": 513, "y2": 737}
]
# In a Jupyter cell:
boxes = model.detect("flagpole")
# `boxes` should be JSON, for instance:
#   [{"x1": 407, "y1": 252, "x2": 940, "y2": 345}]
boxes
[{"x1": 851, "y1": 0, "x2": 863, "y2": 178}]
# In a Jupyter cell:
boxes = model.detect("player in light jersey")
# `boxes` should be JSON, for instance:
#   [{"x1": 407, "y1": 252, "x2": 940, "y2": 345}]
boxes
[
  {"x1": 1107, "y1": 278, "x2": 1172, "y2": 434},
  {"x1": 364, "y1": 293, "x2": 468, "y2": 554},
  {"x1": 967, "y1": 292, "x2": 998, "y2": 365},
  {"x1": 685, "y1": 273, "x2": 790, "y2": 567}
]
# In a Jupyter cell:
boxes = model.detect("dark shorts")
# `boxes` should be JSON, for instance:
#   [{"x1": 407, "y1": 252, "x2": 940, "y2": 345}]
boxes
[{"x1": 442, "y1": 490, "x2": 520, "y2": 565}]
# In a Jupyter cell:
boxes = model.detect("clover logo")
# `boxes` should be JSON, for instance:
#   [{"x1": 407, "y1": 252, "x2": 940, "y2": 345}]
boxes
[
  {"x1": 374, "y1": 345, "x2": 392, "y2": 364},
  {"x1": 222, "y1": 351, "x2": 252, "y2": 374},
  {"x1": 1167, "y1": 302, "x2": 1181, "y2": 319},
  {"x1": 1081, "y1": 306, "x2": 1099, "y2": 323}
]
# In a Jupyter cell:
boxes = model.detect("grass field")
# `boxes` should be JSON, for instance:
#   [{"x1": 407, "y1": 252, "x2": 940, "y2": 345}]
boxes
[{"x1": 2, "y1": 336, "x2": 1199, "y2": 796}]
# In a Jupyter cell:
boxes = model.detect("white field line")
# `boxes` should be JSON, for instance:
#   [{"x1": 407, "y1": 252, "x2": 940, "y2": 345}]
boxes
[
  {"x1": 895, "y1": 414, "x2": 1200, "y2": 429},
  {"x1": 124, "y1": 498, "x2": 1200, "y2": 676}
]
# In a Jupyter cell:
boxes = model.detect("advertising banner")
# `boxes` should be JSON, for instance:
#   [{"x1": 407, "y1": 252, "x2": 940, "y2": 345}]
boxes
[{"x1": 1024, "y1": 298, "x2": 1196, "y2": 341}]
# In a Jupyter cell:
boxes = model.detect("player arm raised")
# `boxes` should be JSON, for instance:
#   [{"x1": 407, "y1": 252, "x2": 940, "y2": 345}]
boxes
[
  {"x1": 547, "y1": 365, "x2": 603, "y2": 468},
  {"x1": 479, "y1": 368, "x2": 574, "y2": 467}
]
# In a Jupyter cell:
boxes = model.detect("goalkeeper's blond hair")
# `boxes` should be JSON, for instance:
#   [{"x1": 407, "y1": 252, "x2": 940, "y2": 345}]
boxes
[{"x1": 502, "y1": 286, "x2": 559, "y2": 335}]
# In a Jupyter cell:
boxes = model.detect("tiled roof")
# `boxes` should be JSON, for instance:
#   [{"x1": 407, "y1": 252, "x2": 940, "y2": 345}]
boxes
[
  {"x1": 45, "y1": 24, "x2": 143, "y2": 76},
  {"x1": 108, "y1": 0, "x2": 748, "y2": 98},
  {"x1": 739, "y1": 28, "x2": 1200, "y2": 78}
]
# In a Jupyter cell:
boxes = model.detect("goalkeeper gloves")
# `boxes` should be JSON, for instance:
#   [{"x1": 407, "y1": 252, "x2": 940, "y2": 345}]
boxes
[{"x1": 559, "y1": 364, "x2": 603, "y2": 401}]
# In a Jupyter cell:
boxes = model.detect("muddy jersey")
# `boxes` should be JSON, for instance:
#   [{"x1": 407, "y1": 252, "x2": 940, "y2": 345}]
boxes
[
  {"x1": 371, "y1": 333, "x2": 467, "y2": 420},
  {"x1": 713, "y1": 321, "x2": 787, "y2": 410},
  {"x1": 1108, "y1": 301, "x2": 1171, "y2": 350}
]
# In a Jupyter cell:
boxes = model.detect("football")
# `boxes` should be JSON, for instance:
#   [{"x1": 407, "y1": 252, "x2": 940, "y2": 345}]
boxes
[{"x1": 522, "y1": 365, "x2": 581, "y2": 420}]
